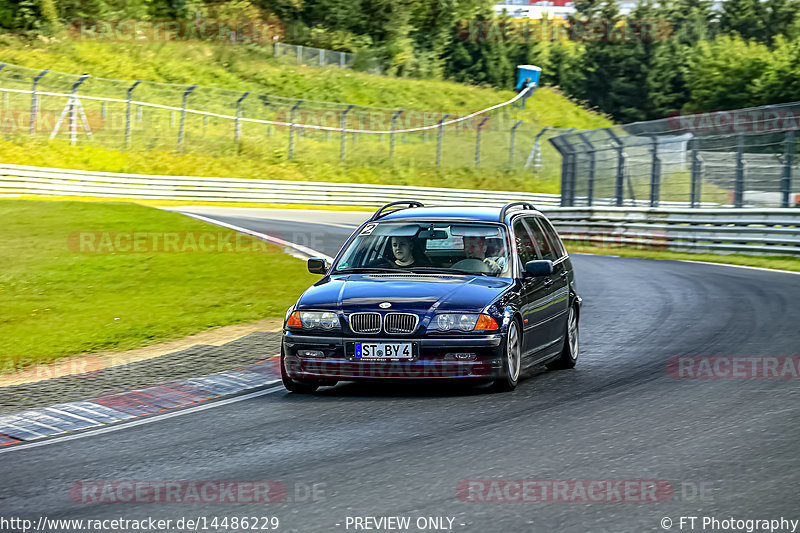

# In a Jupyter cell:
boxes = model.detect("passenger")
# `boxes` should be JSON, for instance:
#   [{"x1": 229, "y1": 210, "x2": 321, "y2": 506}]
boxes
[{"x1": 463, "y1": 236, "x2": 507, "y2": 273}]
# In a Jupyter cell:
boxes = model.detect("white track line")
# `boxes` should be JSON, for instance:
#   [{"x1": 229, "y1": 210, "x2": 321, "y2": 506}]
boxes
[
  {"x1": 174, "y1": 211, "x2": 334, "y2": 262},
  {"x1": 0, "y1": 385, "x2": 283, "y2": 455}
]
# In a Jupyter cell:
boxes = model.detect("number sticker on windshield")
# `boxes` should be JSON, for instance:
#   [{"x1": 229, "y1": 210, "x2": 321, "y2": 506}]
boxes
[{"x1": 360, "y1": 223, "x2": 378, "y2": 235}]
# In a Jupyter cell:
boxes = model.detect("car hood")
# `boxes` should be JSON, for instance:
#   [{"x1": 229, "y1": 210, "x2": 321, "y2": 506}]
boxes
[{"x1": 297, "y1": 273, "x2": 513, "y2": 315}]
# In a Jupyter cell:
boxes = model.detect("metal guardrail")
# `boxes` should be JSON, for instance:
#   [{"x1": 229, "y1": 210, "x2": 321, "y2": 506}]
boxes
[
  {"x1": 2, "y1": 164, "x2": 798, "y2": 256},
  {"x1": 0, "y1": 164, "x2": 718, "y2": 208},
  {"x1": 540, "y1": 207, "x2": 800, "y2": 256},
  {"x1": 0, "y1": 164, "x2": 563, "y2": 207}
]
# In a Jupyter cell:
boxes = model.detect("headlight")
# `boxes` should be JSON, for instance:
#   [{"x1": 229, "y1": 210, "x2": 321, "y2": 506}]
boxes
[
  {"x1": 429, "y1": 313, "x2": 499, "y2": 332},
  {"x1": 287, "y1": 310, "x2": 340, "y2": 329},
  {"x1": 430, "y1": 313, "x2": 479, "y2": 331}
]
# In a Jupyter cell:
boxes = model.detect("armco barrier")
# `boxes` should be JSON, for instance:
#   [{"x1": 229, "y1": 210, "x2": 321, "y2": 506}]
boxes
[
  {"x1": 0, "y1": 163, "x2": 713, "y2": 208},
  {"x1": 2, "y1": 164, "x2": 798, "y2": 256},
  {"x1": 540, "y1": 207, "x2": 800, "y2": 256},
  {"x1": 0, "y1": 163, "x2": 562, "y2": 207}
]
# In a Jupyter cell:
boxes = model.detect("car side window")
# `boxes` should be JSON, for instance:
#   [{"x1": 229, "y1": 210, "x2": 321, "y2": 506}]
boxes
[
  {"x1": 512, "y1": 218, "x2": 540, "y2": 267},
  {"x1": 525, "y1": 217, "x2": 558, "y2": 261},
  {"x1": 535, "y1": 217, "x2": 567, "y2": 259}
]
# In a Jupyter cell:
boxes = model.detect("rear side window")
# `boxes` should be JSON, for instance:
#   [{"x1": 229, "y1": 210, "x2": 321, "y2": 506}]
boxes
[
  {"x1": 525, "y1": 217, "x2": 559, "y2": 261},
  {"x1": 535, "y1": 217, "x2": 567, "y2": 259},
  {"x1": 512, "y1": 218, "x2": 540, "y2": 267}
]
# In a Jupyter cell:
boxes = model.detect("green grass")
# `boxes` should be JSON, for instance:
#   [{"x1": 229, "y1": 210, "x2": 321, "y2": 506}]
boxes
[
  {"x1": 0, "y1": 38, "x2": 610, "y2": 124},
  {"x1": 0, "y1": 38, "x2": 611, "y2": 192},
  {"x1": 0, "y1": 199, "x2": 320, "y2": 369},
  {"x1": 565, "y1": 242, "x2": 800, "y2": 273}
]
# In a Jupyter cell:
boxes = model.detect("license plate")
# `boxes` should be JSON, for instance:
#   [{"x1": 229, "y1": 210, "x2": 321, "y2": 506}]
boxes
[{"x1": 355, "y1": 342, "x2": 413, "y2": 360}]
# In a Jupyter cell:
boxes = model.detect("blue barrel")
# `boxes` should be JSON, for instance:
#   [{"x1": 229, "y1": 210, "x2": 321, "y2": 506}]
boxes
[{"x1": 515, "y1": 65, "x2": 542, "y2": 90}]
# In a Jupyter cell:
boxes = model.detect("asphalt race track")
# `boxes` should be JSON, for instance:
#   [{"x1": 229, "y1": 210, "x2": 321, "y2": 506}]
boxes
[{"x1": 2, "y1": 208, "x2": 799, "y2": 533}]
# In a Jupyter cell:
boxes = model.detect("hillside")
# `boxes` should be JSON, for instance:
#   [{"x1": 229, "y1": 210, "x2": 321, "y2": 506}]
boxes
[{"x1": 0, "y1": 38, "x2": 612, "y2": 193}]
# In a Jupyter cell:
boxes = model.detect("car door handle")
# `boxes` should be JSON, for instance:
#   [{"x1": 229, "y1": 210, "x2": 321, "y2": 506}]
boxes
[
  {"x1": 543, "y1": 278, "x2": 554, "y2": 288},
  {"x1": 560, "y1": 270, "x2": 569, "y2": 279}
]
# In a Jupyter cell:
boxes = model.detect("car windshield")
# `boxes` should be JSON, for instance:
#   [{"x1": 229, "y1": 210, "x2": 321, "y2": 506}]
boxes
[{"x1": 333, "y1": 222, "x2": 511, "y2": 276}]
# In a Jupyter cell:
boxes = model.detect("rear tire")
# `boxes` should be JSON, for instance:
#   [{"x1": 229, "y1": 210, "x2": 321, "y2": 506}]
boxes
[
  {"x1": 281, "y1": 347, "x2": 319, "y2": 394},
  {"x1": 494, "y1": 320, "x2": 521, "y2": 392},
  {"x1": 548, "y1": 304, "x2": 579, "y2": 370}
]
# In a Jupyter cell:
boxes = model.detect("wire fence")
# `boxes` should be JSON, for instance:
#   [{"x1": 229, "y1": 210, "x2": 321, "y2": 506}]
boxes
[
  {"x1": 272, "y1": 42, "x2": 381, "y2": 74},
  {"x1": 550, "y1": 102, "x2": 800, "y2": 208},
  {"x1": 0, "y1": 62, "x2": 568, "y2": 179}
]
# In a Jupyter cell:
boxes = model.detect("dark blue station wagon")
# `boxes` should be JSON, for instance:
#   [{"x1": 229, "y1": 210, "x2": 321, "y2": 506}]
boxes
[{"x1": 281, "y1": 201, "x2": 581, "y2": 393}]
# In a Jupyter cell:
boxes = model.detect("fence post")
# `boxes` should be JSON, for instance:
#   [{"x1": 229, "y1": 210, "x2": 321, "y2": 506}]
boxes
[
  {"x1": 390, "y1": 109, "x2": 404, "y2": 159},
  {"x1": 548, "y1": 135, "x2": 575, "y2": 207},
  {"x1": 288, "y1": 99, "x2": 304, "y2": 160},
  {"x1": 475, "y1": 117, "x2": 489, "y2": 167},
  {"x1": 734, "y1": 133, "x2": 745, "y2": 207},
  {"x1": 508, "y1": 120, "x2": 523, "y2": 167},
  {"x1": 69, "y1": 74, "x2": 90, "y2": 145},
  {"x1": 29, "y1": 69, "x2": 49, "y2": 135},
  {"x1": 0, "y1": 63, "x2": 6, "y2": 111},
  {"x1": 606, "y1": 128, "x2": 626, "y2": 206},
  {"x1": 235, "y1": 91, "x2": 250, "y2": 150},
  {"x1": 649, "y1": 136, "x2": 661, "y2": 207},
  {"x1": 579, "y1": 133, "x2": 596, "y2": 207},
  {"x1": 178, "y1": 84, "x2": 197, "y2": 153},
  {"x1": 340, "y1": 52, "x2": 345, "y2": 68},
  {"x1": 690, "y1": 138, "x2": 701, "y2": 207},
  {"x1": 525, "y1": 127, "x2": 549, "y2": 170},
  {"x1": 781, "y1": 130, "x2": 794, "y2": 208},
  {"x1": 341, "y1": 104, "x2": 354, "y2": 162},
  {"x1": 297, "y1": 45, "x2": 303, "y2": 64},
  {"x1": 319, "y1": 48, "x2": 324, "y2": 66},
  {"x1": 437, "y1": 113, "x2": 451, "y2": 167},
  {"x1": 125, "y1": 80, "x2": 142, "y2": 150}
]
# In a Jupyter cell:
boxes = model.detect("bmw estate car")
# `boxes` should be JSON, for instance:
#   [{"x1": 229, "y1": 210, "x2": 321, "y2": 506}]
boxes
[{"x1": 281, "y1": 201, "x2": 581, "y2": 393}]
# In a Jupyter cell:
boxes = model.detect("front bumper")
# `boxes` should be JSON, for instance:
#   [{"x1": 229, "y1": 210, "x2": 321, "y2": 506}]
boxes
[{"x1": 283, "y1": 331, "x2": 505, "y2": 380}]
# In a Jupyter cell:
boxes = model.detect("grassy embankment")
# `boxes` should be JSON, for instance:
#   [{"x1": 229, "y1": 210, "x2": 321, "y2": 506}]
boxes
[{"x1": 0, "y1": 38, "x2": 613, "y2": 194}]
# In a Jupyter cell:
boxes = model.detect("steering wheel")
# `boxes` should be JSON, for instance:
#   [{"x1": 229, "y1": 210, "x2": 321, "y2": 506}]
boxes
[
  {"x1": 451, "y1": 258, "x2": 493, "y2": 274},
  {"x1": 367, "y1": 258, "x2": 396, "y2": 269}
]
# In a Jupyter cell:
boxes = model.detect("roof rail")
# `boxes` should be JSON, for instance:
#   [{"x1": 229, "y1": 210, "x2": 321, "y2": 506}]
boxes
[
  {"x1": 369, "y1": 201, "x2": 424, "y2": 222},
  {"x1": 499, "y1": 201, "x2": 536, "y2": 222}
]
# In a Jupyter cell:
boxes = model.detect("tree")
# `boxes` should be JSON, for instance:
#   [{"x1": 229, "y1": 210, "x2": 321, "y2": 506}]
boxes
[{"x1": 718, "y1": 0, "x2": 766, "y2": 42}]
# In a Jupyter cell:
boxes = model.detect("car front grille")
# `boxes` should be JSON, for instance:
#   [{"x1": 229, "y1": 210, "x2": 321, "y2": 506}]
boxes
[
  {"x1": 349, "y1": 312, "x2": 381, "y2": 334},
  {"x1": 384, "y1": 313, "x2": 419, "y2": 334}
]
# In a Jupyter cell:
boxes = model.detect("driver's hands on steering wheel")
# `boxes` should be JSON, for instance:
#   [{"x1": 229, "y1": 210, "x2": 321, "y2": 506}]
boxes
[{"x1": 483, "y1": 258, "x2": 501, "y2": 272}]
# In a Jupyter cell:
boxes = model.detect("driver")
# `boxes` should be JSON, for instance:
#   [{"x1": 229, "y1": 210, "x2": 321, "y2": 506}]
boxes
[
  {"x1": 390, "y1": 236, "x2": 417, "y2": 267},
  {"x1": 463, "y1": 236, "x2": 507, "y2": 273}
]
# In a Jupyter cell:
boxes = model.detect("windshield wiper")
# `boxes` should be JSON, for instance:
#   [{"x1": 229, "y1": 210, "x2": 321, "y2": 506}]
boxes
[
  {"x1": 407, "y1": 267, "x2": 482, "y2": 276},
  {"x1": 335, "y1": 267, "x2": 413, "y2": 274}
]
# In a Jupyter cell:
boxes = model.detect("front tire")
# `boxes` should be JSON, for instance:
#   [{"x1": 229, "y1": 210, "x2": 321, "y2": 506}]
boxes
[
  {"x1": 494, "y1": 320, "x2": 521, "y2": 392},
  {"x1": 548, "y1": 304, "x2": 579, "y2": 370},
  {"x1": 281, "y1": 347, "x2": 319, "y2": 394}
]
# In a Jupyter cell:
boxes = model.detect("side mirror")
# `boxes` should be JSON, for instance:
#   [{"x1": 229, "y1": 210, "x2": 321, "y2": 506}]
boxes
[
  {"x1": 307, "y1": 258, "x2": 329, "y2": 274},
  {"x1": 524, "y1": 260, "x2": 554, "y2": 277}
]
